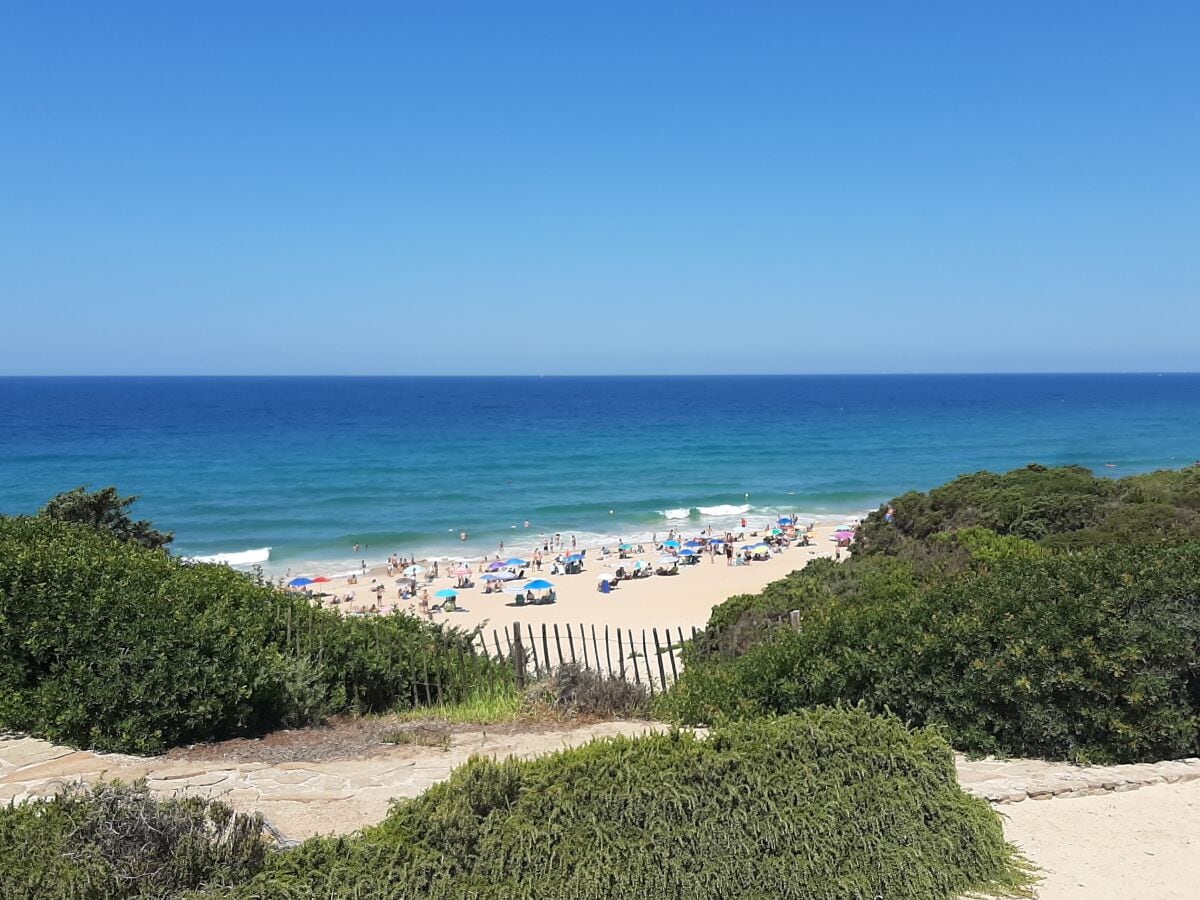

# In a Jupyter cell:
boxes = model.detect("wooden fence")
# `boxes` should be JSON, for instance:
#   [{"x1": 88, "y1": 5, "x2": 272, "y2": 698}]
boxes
[{"x1": 475, "y1": 622, "x2": 700, "y2": 696}]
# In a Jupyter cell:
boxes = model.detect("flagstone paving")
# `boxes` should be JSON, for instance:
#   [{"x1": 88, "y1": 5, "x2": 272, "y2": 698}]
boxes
[{"x1": 3, "y1": 726, "x2": 1199, "y2": 840}]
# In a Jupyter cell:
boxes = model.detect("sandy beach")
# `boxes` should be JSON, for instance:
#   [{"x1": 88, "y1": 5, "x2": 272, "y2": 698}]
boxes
[{"x1": 290, "y1": 521, "x2": 850, "y2": 636}]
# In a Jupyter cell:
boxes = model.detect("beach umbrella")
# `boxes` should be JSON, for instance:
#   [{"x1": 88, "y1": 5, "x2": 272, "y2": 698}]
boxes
[
  {"x1": 434, "y1": 588, "x2": 458, "y2": 599},
  {"x1": 618, "y1": 543, "x2": 632, "y2": 550},
  {"x1": 683, "y1": 539, "x2": 704, "y2": 548},
  {"x1": 709, "y1": 538, "x2": 724, "y2": 545},
  {"x1": 503, "y1": 584, "x2": 527, "y2": 594},
  {"x1": 523, "y1": 578, "x2": 555, "y2": 590},
  {"x1": 662, "y1": 539, "x2": 681, "y2": 548},
  {"x1": 505, "y1": 557, "x2": 528, "y2": 567},
  {"x1": 771, "y1": 528, "x2": 784, "y2": 535},
  {"x1": 566, "y1": 553, "x2": 584, "y2": 562},
  {"x1": 288, "y1": 577, "x2": 313, "y2": 587},
  {"x1": 679, "y1": 548, "x2": 697, "y2": 557},
  {"x1": 657, "y1": 556, "x2": 679, "y2": 566},
  {"x1": 403, "y1": 564, "x2": 425, "y2": 577},
  {"x1": 450, "y1": 566, "x2": 471, "y2": 576},
  {"x1": 778, "y1": 516, "x2": 794, "y2": 526},
  {"x1": 311, "y1": 576, "x2": 330, "y2": 583}
]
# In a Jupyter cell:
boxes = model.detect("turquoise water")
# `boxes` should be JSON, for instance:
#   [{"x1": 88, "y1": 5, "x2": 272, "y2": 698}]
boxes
[{"x1": 2, "y1": 375, "x2": 1198, "y2": 574}]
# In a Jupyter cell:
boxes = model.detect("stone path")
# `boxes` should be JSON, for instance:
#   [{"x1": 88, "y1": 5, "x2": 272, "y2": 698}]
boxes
[{"x1": 3, "y1": 727, "x2": 1199, "y2": 840}]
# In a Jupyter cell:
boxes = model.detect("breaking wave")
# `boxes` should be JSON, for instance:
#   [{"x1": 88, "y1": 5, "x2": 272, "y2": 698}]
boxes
[{"x1": 187, "y1": 547, "x2": 271, "y2": 567}]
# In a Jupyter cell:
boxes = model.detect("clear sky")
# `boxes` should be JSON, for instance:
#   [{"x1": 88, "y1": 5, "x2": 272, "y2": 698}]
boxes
[{"x1": 2, "y1": 2, "x2": 1197, "y2": 375}]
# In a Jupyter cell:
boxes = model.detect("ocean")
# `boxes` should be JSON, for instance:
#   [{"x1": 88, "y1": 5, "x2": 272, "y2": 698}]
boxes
[{"x1": 2, "y1": 375, "x2": 1198, "y2": 575}]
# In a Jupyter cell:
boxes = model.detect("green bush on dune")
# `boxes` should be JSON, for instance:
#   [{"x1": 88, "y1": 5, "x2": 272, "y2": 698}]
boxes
[
  {"x1": 664, "y1": 466, "x2": 1200, "y2": 764},
  {"x1": 856, "y1": 463, "x2": 1200, "y2": 555},
  {"x1": 0, "y1": 711, "x2": 1029, "y2": 899},
  {"x1": 0, "y1": 780, "x2": 269, "y2": 899},
  {"x1": 207, "y1": 708, "x2": 1028, "y2": 900},
  {"x1": 0, "y1": 516, "x2": 503, "y2": 754}
]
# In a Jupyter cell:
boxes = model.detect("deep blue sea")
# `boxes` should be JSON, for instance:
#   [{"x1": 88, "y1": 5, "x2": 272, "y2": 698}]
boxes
[{"x1": 2, "y1": 375, "x2": 1198, "y2": 574}]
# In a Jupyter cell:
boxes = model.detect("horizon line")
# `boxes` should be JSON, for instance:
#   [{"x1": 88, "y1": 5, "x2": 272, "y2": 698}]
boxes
[{"x1": 0, "y1": 371, "x2": 1198, "y2": 379}]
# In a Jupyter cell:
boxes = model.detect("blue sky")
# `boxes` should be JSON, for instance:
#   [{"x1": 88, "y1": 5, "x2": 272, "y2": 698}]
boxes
[{"x1": 2, "y1": 2, "x2": 1197, "y2": 374}]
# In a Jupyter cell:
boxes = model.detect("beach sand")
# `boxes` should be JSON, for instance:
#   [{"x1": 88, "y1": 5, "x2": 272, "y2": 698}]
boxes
[{"x1": 302, "y1": 522, "x2": 848, "y2": 636}]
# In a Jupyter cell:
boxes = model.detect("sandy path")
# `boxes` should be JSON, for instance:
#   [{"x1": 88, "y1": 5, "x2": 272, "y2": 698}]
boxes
[{"x1": 1000, "y1": 780, "x2": 1200, "y2": 899}]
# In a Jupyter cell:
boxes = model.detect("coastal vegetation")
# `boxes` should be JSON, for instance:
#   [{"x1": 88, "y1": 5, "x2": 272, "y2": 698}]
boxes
[
  {"x1": 38, "y1": 485, "x2": 175, "y2": 551},
  {"x1": 0, "y1": 710, "x2": 1031, "y2": 899},
  {"x1": 663, "y1": 465, "x2": 1200, "y2": 764},
  {"x1": 0, "y1": 515, "x2": 506, "y2": 754},
  {"x1": 0, "y1": 781, "x2": 268, "y2": 899}
]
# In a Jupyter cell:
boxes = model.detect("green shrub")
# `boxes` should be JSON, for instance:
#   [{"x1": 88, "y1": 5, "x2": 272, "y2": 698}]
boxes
[
  {"x1": 857, "y1": 463, "x2": 1200, "y2": 554},
  {"x1": 664, "y1": 543, "x2": 1200, "y2": 763},
  {"x1": 215, "y1": 708, "x2": 1030, "y2": 899},
  {"x1": 0, "y1": 517, "x2": 506, "y2": 753},
  {"x1": 0, "y1": 780, "x2": 269, "y2": 899}
]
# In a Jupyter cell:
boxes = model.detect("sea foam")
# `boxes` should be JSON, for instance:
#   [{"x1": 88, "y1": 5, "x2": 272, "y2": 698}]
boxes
[
  {"x1": 696, "y1": 504, "x2": 751, "y2": 516},
  {"x1": 188, "y1": 547, "x2": 271, "y2": 567}
]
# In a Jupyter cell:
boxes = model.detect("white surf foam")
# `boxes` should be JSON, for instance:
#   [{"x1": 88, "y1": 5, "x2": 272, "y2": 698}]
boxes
[
  {"x1": 188, "y1": 547, "x2": 271, "y2": 567},
  {"x1": 696, "y1": 504, "x2": 751, "y2": 516},
  {"x1": 658, "y1": 508, "x2": 693, "y2": 520}
]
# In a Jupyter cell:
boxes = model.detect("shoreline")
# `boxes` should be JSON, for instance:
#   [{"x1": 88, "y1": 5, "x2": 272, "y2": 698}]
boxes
[
  {"x1": 229, "y1": 509, "x2": 869, "y2": 580},
  {"x1": 277, "y1": 519, "x2": 855, "y2": 635}
]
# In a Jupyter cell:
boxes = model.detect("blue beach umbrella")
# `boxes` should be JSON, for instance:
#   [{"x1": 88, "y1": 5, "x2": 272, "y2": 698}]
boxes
[
  {"x1": 618, "y1": 543, "x2": 632, "y2": 550},
  {"x1": 679, "y1": 548, "x2": 697, "y2": 556},
  {"x1": 505, "y1": 557, "x2": 528, "y2": 567},
  {"x1": 434, "y1": 588, "x2": 458, "y2": 598},
  {"x1": 523, "y1": 578, "x2": 555, "y2": 591},
  {"x1": 709, "y1": 538, "x2": 724, "y2": 545},
  {"x1": 566, "y1": 553, "x2": 584, "y2": 562},
  {"x1": 662, "y1": 539, "x2": 681, "y2": 549},
  {"x1": 778, "y1": 517, "x2": 794, "y2": 526},
  {"x1": 288, "y1": 577, "x2": 313, "y2": 587},
  {"x1": 683, "y1": 539, "x2": 704, "y2": 548}
]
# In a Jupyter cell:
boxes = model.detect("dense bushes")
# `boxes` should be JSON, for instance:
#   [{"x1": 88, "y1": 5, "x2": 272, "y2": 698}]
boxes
[
  {"x1": 665, "y1": 542, "x2": 1200, "y2": 763},
  {"x1": 857, "y1": 463, "x2": 1200, "y2": 554},
  {"x1": 0, "y1": 781, "x2": 269, "y2": 899},
  {"x1": 0, "y1": 517, "x2": 503, "y2": 754},
  {"x1": 206, "y1": 708, "x2": 1027, "y2": 899}
]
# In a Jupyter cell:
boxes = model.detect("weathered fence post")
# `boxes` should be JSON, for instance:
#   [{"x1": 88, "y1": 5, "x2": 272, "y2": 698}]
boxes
[
  {"x1": 789, "y1": 609, "x2": 802, "y2": 631},
  {"x1": 603, "y1": 625, "x2": 612, "y2": 677},
  {"x1": 511, "y1": 621, "x2": 526, "y2": 690},
  {"x1": 527, "y1": 624, "x2": 540, "y2": 677},
  {"x1": 541, "y1": 624, "x2": 551, "y2": 672},
  {"x1": 617, "y1": 629, "x2": 626, "y2": 679},
  {"x1": 628, "y1": 629, "x2": 641, "y2": 685},
  {"x1": 653, "y1": 628, "x2": 668, "y2": 689}
]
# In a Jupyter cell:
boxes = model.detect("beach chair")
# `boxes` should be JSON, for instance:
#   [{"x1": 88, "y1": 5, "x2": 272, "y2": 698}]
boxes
[{"x1": 515, "y1": 593, "x2": 525, "y2": 606}]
